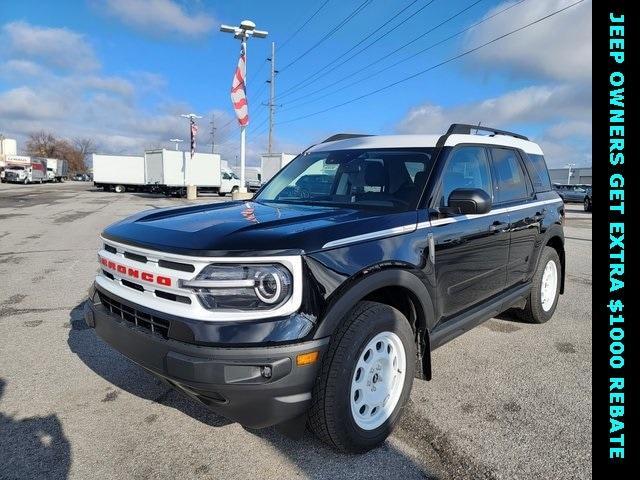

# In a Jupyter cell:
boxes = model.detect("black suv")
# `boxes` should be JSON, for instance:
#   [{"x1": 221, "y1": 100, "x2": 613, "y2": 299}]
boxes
[{"x1": 84, "y1": 124, "x2": 565, "y2": 452}]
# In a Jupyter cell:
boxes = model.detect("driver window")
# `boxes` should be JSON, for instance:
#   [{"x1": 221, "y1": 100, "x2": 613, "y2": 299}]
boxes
[{"x1": 438, "y1": 147, "x2": 492, "y2": 207}]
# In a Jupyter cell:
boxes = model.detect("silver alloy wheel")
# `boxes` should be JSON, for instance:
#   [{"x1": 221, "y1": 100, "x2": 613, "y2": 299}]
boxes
[
  {"x1": 350, "y1": 331, "x2": 407, "y2": 431},
  {"x1": 540, "y1": 260, "x2": 558, "y2": 312}
]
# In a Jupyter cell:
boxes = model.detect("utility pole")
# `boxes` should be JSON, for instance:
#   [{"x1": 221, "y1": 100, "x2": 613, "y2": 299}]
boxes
[
  {"x1": 267, "y1": 41, "x2": 277, "y2": 155},
  {"x1": 209, "y1": 114, "x2": 216, "y2": 153},
  {"x1": 220, "y1": 20, "x2": 268, "y2": 195}
]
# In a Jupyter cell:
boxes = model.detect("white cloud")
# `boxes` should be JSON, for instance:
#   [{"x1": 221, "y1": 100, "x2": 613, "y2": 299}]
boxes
[
  {"x1": 465, "y1": 0, "x2": 592, "y2": 82},
  {"x1": 2, "y1": 21, "x2": 99, "y2": 71},
  {"x1": 1, "y1": 59, "x2": 47, "y2": 78},
  {"x1": 395, "y1": 84, "x2": 592, "y2": 168},
  {"x1": 102, "y1": 0, "x2": 216, "y2": 37},
  {"x1": 0, "y1": 87, "x2": 69, "y2": 120},
  {"x1": 544, "y1": 120, "x2": 592, "y2": 139},
  {"x1": 396, "y1": 84, "x2": 591, "y2": 134},
  {"x1": 81, "y1": 75, "x2": 135, "y2": 97}
]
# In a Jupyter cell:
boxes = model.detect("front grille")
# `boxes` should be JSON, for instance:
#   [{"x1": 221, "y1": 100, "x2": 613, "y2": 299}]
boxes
[
  {"x1": 103, "y1": 242, "x2": 195, "y2": 273},
  {"x1": 98, "y1": 291, "x2": 170, "y2": 338}
]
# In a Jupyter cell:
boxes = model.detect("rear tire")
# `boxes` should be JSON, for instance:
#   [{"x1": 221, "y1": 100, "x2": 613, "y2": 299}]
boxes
[
  {"x1": 114, "y1": 184, "x2": 125, "y2": 193},
  {"x1": 308, "y1": 301, "x2": 415, "y2": 453},
  {"x1": 520, "y1": 247, "x2": 561, "y2": 324}
]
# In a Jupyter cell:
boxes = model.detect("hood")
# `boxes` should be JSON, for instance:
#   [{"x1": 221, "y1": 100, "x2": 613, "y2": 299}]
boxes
[{"x1": 103, "y1": 200, "x2": 417, "y2": 256}]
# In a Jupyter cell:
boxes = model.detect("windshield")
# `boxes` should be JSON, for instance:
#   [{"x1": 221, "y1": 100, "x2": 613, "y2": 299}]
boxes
[{"x1": 256, "y1": 148, "x2": 434, "y2": 211}]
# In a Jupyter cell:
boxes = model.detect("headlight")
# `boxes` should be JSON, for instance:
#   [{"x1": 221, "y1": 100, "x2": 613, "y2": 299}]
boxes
[{"x1": 181, "y1": 264, "x2": 293, "y2": 310}]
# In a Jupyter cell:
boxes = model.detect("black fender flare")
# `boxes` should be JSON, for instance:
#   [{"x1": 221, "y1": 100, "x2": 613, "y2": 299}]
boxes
[
  {"x1": 541, "y1": 223, "x2": 566, "y2": 294},
  {"x1": 312, "y1": 267, "x2": 436, "y2": 379}
]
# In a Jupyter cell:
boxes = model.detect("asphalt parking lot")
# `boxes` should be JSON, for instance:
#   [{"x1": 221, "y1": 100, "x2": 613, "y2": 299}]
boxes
[{"x1": 0, "y1": 182, "x2": 592, "y2": 479}]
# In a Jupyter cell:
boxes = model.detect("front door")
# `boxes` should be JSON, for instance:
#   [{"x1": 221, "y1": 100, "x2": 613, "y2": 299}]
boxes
[{"x1": 428, "y1": 146, "x2": 509, "y2": 319}]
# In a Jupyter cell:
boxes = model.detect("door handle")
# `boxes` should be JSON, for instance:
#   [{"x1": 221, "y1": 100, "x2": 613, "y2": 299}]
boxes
[{"x1": 489, "y1": 221, "x2": 508, "y2": 232}]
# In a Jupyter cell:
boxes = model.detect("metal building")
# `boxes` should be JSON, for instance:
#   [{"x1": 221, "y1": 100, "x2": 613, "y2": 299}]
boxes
[{"x1": 548, "y1": 167, "x2": 592, "y2": 185}]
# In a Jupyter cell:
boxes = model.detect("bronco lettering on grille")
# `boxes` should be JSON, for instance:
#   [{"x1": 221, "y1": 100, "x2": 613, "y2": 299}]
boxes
[{"x1": 100, "y1": 256, "x2": 172, "y2": 287}]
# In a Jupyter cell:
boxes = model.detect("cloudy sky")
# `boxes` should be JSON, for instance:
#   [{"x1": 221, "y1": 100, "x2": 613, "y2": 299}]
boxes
[{"x1": 0, "y1": 0, "x2": 591, "y2": 168}]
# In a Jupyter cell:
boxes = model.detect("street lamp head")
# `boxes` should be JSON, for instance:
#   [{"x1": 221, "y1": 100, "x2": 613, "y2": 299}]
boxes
[
  {"x1": 169, "y1": 138, "x2": 183, "y2": 142},
  {"x1": 239, "y1": 20, "x2": 256, "y2": 31},
  {"x1": 220, "y1": 20, "x2": 267, "y2": 39}
]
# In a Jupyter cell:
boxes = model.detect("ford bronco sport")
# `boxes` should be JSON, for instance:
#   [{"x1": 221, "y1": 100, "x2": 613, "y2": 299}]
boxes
[{"x1": 84, "y1": 124, "x2": 565, "y2": 452}]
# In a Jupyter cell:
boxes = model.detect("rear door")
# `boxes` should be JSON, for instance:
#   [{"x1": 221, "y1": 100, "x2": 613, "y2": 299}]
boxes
[
  {"x1": 429, "y1": 146, "x2": 510, "y2": 319},
  {"x1": 488, "y1": 147, "x2": 539, "y2": 287}
]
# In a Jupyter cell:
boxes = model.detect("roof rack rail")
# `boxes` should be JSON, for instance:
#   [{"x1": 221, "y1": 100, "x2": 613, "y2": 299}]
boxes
[
  {"x1": 321, "y1": 133, "x2": 374, "y2": 143},
  {"x1": 446, "y1": 123, "x2": 529, "y2": 141}
]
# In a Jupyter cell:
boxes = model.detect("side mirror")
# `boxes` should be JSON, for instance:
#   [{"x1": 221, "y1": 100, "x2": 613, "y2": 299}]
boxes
[{"x1": 448, "y1": 188, "x2": 492, "y2": 215}]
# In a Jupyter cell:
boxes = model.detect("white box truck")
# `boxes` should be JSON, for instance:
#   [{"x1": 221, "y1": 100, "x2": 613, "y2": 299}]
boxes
[
  {"x1": 144, "y1": 149, "x2": 240, "y2": 196},
  {"x1": 1, "y1": 153, "x2": 28, "y2": 182},
  {"x1": 231, "y1": 166, "x2": 262, "y2": 192},
  {"x1": 45, "y1": 158, "x2": 69, "y2": 182},
  {"x1": 260, "y1": 153, "x2": 297, "y2": 185},
  {"x1": 92, "y1": 154, "x2": 146, "y2": 193},
  {"x1": 4, "y1": 158, "x2": 47, "y2": 184}
]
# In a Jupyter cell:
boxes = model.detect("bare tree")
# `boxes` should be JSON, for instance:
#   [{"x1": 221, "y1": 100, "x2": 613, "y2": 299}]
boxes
[
  {"x1": 26, "y1": 131, "x2": 58, "y2": 157},
  {"x1": 25, "y1": 131, "x2": 92, "y2": 172},
  {"x1": 73, "y1": 137, "x2": 96, "y2": 157}
]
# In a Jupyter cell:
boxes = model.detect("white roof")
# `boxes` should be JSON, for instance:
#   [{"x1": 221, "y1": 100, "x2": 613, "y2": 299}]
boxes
[{"x1": 309, "y1": 133, "x2": 543, "y2": 155}]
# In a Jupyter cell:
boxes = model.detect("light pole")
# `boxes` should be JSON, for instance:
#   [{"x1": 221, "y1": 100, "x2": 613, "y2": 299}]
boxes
[
  {"x1": 566, "y1": 163, "x2": 576, "y2": 184},
  {"x1": 170, "y1": 138, "x2": 183, "y2": 151},
  {"x1": 220, "y1": 20, "x2": 268, "y2": 194}
]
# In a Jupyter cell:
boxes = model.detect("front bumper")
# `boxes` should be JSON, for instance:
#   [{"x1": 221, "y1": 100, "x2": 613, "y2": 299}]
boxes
[{"x1": 84, "y1": 286, "x2": 329, "y2": 428}]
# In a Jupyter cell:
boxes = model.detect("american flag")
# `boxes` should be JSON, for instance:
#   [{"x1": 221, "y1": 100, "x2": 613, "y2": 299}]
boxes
[
  {"x1": 231, "y1": 44, "x2": 249, "y2": 126},
  {"x1": 190, "y1": 117, "x2": 198, "y2": 158}
]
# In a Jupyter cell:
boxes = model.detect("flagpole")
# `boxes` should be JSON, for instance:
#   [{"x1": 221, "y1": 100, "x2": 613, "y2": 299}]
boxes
[
  {"x1": 239, "y1": 36, "x2": 247, "y2": 194},
  {"x1": 220, "y1": 20, "x2": 268, "y2": 200}
]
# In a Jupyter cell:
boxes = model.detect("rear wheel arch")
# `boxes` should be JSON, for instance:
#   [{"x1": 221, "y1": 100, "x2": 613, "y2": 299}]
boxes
[
  {"x1": 314, "y1": 268, "x2": 435, "y2": 380},
  {"x1": 544, "y1": 230, "x2": 565, "y2": 294}
]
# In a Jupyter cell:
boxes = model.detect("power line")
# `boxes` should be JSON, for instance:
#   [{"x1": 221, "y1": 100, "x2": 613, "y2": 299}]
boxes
[
  {"x1": 281, "y1": 0, "x2": 525, "y2": 110},
  {"x1": 277, "y1": 0, "x2": 436, "y2": 99},
  {"x1": 279, "y1": 0, "x2": 374, "y2": 73},
  {"x1": 278, "y1": 0, "x2": 332, "y2": 51},
  {"x1": 276, "y1": 0, "x2": 423, "y2": 97},
  {"x1": 276, "y1": 0, "x2": 585, "y2": 126}
]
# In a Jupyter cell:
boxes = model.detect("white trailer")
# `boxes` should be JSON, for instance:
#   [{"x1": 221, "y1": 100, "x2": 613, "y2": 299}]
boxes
[
  {"x1": 260, "y1": 153, "x2": 297, "y2": 184},
  {"x1": 92, "y1": 154, "x2": 146, "y2": 193},
  {"x1": 144, "y1": 149, "x2": 240, "y2": 196}
]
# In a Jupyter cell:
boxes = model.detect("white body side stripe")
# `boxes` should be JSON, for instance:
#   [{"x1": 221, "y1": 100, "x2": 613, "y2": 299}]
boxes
[{"x1": 321, "y1": 199, "x2": 562, "y2": 249}]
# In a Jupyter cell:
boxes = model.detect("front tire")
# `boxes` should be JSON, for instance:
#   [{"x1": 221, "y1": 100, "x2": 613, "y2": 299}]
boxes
[
  {"x1": 114, "y1": 184, "x2": 125, "y2": 193},
  {"x1": 308, "y1": 301, "x2": 415, "y2": 453},
  {"x1": 520, "y1": 247, "x2": 561, "y2": 323},
  {"x1": 584, "y1": 197, "x2": 591, "y2": 212}
]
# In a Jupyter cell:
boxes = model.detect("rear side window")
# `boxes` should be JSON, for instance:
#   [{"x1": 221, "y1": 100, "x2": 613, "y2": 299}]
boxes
[
  {"x1": 490, "y1": 148, "x2": 530, "y2": 203},
  {"x1": 524, "y1": 154, "x2": 552, "y2": 192}
]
